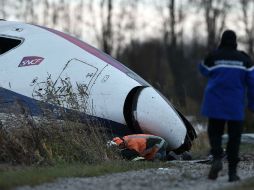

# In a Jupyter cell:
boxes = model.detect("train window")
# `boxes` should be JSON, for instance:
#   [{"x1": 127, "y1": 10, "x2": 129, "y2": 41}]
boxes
[{"x1": 0, "y1": 36, "x2": 22, "y2": 55}]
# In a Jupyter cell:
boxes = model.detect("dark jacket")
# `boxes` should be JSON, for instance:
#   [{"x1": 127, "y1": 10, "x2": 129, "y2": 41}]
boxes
[
  {"x1": 199, "y1": 47, "x2": 254, "y2": 120},
  {"x1": 123, "y1": 134, "x2": 166, "y2": 160}
]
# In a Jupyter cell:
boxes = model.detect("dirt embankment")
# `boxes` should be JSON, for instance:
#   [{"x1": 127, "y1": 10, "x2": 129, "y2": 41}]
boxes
[{"x1": 16, "y1": 160, "x2": 254, "y2": 190}]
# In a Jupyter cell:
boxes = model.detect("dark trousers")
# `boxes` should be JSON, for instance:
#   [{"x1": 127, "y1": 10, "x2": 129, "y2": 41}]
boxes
[{"x1": 208, "y1": 118, "x2": 242, "y2": 164}]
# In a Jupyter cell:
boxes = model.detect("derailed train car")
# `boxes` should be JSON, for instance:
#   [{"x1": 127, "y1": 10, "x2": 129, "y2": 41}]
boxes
[{"x1": 0, "y1": 20, "x2": 196, "y2": 153}]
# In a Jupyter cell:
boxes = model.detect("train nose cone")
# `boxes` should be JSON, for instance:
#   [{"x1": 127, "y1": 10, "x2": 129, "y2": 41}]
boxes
[{"x1": 134, "y1": 87, "x2": 187, "y2": 150}]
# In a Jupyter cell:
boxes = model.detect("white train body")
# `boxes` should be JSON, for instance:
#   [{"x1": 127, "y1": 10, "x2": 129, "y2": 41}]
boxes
[{"x1": 0, "y1": 21, "x2": 196, "y2": 152}]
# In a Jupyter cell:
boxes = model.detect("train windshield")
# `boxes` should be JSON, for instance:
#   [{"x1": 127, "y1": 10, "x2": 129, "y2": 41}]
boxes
[{"x1": 0, "y1": 36, "x2": 23, "y2": 55}]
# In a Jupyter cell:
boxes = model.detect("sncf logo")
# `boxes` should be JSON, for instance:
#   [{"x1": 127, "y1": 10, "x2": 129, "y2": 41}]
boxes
[{"x1": 18, "y1": 56, "x2": 44, "y2": 67}]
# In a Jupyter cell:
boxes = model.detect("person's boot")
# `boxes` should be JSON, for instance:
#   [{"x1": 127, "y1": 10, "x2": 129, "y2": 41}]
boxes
[
  {"x1": 229, "y1": 173, "x2": 240, "y2": 182},
  {"x1": 228, "y1": 163, "x2": 240, "y2": 182},
  {"x1": 208, "y1": 159, "x2": 223, "y2": 180}
]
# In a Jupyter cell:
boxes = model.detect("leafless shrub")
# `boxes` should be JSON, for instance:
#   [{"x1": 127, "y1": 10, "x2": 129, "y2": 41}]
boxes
[{"x1": 0, "y1": 76, "x2": 118, "y2": 165}]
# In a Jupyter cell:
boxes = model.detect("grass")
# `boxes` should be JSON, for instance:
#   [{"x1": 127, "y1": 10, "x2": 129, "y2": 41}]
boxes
[
  {"x1": 190, "y1": 132, "x2": 254, "y2": 159},
  {"x1": 239, "y1": 143, "x2": 254, "y2": 154},
  {"x1": 190, "y1": 131, "x2": 210, "y2": 159},
  {"x1": 222, "y1": 176, "x2": 254, "y2": 190},
  {"x1": 0, "y1": 161, "x2": 169, "y2": 190},
  {"x1": 0, "y1": 77, "x2": 119, "y2": 165},
  {"x1": 1, "y1": 77, "x2": 253, "y2": 190},
  {"x1": 0, "y1": 115, "x2": 116, "y2": 165},
  {"x1": 0, "y1": 77, "x2": 170, "y2": 189},
  {"x1": 234, "y1": 177, "x2": 254, "y2": 190},
  {"x1": 191, "y1": 137, "x2": 254, "y2": 190}
]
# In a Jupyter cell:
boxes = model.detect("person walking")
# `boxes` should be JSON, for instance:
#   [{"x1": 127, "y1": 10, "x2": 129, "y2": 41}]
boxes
[
  {"x1": 199, "y1": 30, "x2": 254, "y2": 182},
  {"x1": 112, "y1": 134, "x2": 167, "y2": 161}
]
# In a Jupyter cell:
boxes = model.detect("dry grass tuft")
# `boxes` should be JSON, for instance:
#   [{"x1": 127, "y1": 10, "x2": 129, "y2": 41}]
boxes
[
  {"x1": 0, "y1": 104, "x2": 118, "y2": 165},
  {"x1": 190, "y1": 131, "x2": 210, "y2": 159},
  {"x1": 0, "y1": 77, "x2": 119, "y2": 165}
]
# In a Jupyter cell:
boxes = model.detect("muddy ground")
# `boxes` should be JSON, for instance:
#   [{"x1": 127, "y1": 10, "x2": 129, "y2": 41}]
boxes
[{"x1": 16, "y1": 158, "x2": 254, "y2": 190}]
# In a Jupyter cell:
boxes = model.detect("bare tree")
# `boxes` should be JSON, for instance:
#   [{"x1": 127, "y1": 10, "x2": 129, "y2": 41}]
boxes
[
  {"x1": 14, "y1": 0, "x2": 26, "y2": 21},
  {"x1": 169, "y1": 0, "x2": 176, "y2": 48},
  {"x1": 59, "y1": 0, "x2": 71, "y2": 33},
  {"x1": 42, "y1": 0, "x2": 50, "y2": 26},
  {"x1": 85, "y1": 0, "x2": 114, "y2": 55},
  {"x1": 85, "y1": 0, "x2": 140, "y2": 56},
  {"x1": 101, "y1": 0, "x2": 113, "y2": 54},
  {"x1": 114, "y1": 0, "x2": 140, "y2": 58},
  {"x1": 13, "y1": 0, "x2": 38, "y2": 23},
  {"x1": 240, "y1": 0, "x2": 254, "y2": 58},
  {"x1": 23, "y1": 0, "x2": 38, "y2": 23},
  {"x1": 72, "y1": 0, "x2": 84, "y2": 38},
  {"x1": 191, "y1": 0, "x2": 231, "y2": 51},
  {"x1": 51, "y1": 1, "x2": 59, "y2": 27},
  {"x1": 163, "y1": 0, "x2": 189, "y2": 106},
  {"x1": 0, "y1": 0, "x2": 8, "y2": 19}
]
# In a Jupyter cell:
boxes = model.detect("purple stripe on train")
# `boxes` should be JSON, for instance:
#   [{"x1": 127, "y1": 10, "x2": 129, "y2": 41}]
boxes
[{"x1": 39, "y1": 26, "x2": 129, "y2": 73}]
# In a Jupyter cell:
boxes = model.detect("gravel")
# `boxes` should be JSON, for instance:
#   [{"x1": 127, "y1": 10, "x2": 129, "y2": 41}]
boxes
[{"x1": 16, "y1": 161, "x2": 254, "y2": 190}]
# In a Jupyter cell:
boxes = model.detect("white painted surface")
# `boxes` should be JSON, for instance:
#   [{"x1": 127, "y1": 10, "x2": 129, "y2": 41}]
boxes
[
  {"x1": 0, "y1": 21, "x2": 194, "y2": 150},
  {"x1": 135, "y1": 87, "x2": 187, "y2": 149}
]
